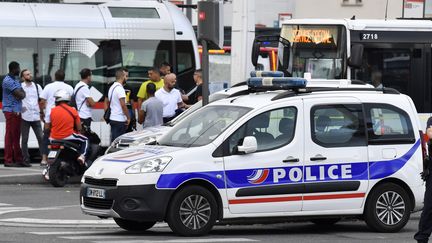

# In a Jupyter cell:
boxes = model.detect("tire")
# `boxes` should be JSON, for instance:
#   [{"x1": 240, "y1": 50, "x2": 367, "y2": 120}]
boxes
[
  {"x1": 114, "y1": 218, "x2": 156, "y2": 231},
  {"x1": 167, "y1": 185, "x2": 218, "y2": 236},
  {"x1": 364, "y1": 183, "x2": 411, "y2": 232},
  {"x1": 48, "y1": 161, "x2": 68, "y2": 187},
  {"x1": 311, "y1": 218, "x2": 340, "y2": 226}
]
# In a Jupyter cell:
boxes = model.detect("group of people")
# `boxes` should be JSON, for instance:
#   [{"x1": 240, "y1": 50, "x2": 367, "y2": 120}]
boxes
[
  {"x1": 1, "y1": 61, "x2": 204, "y2": 167},
  {"x1": 2, "y1": 61, "x2": 91, "y2": 167}
]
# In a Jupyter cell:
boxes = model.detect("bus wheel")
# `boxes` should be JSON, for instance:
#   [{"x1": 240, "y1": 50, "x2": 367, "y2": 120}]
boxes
[
  {"x1": 113, "y1": 218, "x2": 156, "y2": 231},
  {"x1": 167, "y1": 185, "x2": 217, "y2": 236},
  {"x1": 364, "y1": 183, "x2": 411, "y2": 232}
]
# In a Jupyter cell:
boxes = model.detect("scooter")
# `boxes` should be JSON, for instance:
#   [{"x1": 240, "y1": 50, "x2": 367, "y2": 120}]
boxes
[{"x1": 44, "y1": 124, "x2": 102, "y2": 187}]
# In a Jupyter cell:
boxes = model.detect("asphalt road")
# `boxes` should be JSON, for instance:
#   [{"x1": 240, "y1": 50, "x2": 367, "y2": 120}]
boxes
[{"x1": 0, "y1": 184, "x2": 421, "y2": 243}]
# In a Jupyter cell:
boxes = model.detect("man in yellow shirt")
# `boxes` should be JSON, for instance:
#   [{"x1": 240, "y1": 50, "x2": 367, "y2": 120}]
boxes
[{"x1": 137, "y1": 67, "x2": 164, "y2": 109}]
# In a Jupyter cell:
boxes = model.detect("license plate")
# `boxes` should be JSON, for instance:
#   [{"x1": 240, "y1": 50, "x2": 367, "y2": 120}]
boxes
[
  {"x1": 48, "y1": 151, "x2": 57, "y2": 159},
  {"x1": 87, "y1": 188, "x2": 106, "y2": 199}
]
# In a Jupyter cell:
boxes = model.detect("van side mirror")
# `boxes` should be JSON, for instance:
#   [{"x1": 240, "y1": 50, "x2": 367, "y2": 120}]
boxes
[
  {"x1": 348, "y1": 44, "x2": 364, "y2": 68},
  {"x1": 237, "y1": 136, "x2": 258, "y2": 154}
]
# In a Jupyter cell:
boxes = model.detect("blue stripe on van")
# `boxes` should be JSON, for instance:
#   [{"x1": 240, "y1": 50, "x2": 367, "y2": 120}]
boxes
[{"x1": 156, "y1": 140, "x2": 420, "y2": 189}]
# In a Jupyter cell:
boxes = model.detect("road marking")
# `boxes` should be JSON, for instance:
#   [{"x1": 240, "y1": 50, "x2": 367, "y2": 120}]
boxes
[
  {"x1": 92, "y1": 239, "x2": 259, "y2": 243},
  {"x1": 0, "y1": 207, "x2": 33, "y2": 215},
  {"x1": 0, "y1": 218, "x2": 115, "y2": 225},
  {"x1": 0, "y1": 203, "x2": 12, "y2": 206},
  {"x1": 28, "y1": 231, "x2": 119, "y2": 235}
]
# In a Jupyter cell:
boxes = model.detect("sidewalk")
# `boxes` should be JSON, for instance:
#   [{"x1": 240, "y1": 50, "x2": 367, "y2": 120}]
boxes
[{"x1": 0, "y1": 163, "x2": 80, "y2": 185}]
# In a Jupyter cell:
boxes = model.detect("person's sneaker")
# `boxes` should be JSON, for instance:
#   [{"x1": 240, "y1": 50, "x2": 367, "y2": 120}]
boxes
[
  {"x1": 40, "y1": 160, "x2": 48, "y2": 167},
  {"x1": 77, "y1": 155, "x2": 85, "y2": 165}
]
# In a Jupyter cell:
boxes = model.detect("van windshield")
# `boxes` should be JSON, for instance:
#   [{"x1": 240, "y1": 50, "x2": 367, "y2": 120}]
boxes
[{"x1": 158, "y1": 105, "x2": 251, "y2": 147}]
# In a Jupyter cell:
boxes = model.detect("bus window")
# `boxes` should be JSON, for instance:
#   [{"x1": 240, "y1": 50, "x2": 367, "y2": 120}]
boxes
[
  {"x1": 279, "y1": 25, "x2": 347, "y2": 79},
  {"x1": 2, "y1": 38, "x2": 36, "y2": 79},
  {"x1": 176, "y1": 40, "x2": 194, "y2": 73},
  {"x1": 353, "y1": 48, "x2": 411, "y2": 96}
]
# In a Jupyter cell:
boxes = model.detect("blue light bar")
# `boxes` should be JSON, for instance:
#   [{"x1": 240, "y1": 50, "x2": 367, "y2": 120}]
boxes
[
  {"x1": 250, "y1": 71, "x2": 284, "y2": 77},
  {"x1": 248, "y1": 77, "x2": 307, "y2": 90}
]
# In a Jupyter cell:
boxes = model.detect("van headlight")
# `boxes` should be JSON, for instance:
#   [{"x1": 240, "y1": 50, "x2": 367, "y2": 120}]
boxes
[
  {"x1": 131, "y1": 136, "x2": 157, "y2": 146},
  {"x1": 125, "y1": 156, "x2": 172, "y2": 174}
]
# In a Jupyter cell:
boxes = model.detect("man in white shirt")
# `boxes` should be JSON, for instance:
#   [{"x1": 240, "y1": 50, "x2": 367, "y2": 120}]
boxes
[
  {"x1": 40, "y1": 69, "x2": 74, "y2": 165},
  {"x1": 106, "y1": 68, "x2": 130, "y2": 142},
  {"x1": 155, "y1": 73, "x2": 187, "y2": 123},
  {"x1": 20, "y1": 69, "x2": 43, "y2": 167},
  {"x1": 74, "y1": 68, "x2": 95, "y2": 127}
]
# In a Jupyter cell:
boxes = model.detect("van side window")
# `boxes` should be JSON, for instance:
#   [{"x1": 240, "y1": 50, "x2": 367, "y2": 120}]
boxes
[
  {"x1": 365, "y1": 104, "x2": 415, "y2": 144},
  {"x1": 311, "y1": 104, "x2": 366, "y2": 147},
  {"x1": 226, "y1": 107, "x2": 297, "y2": 154}
]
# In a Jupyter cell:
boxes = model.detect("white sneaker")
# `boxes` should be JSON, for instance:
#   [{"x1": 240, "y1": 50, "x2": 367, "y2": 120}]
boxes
[
  {"x1": 42, "y1": 168, "x2": 49, "y2": 181},
  {"x1": 77, "y1": 155, "x2": 85, "y2": 165},
  {"x1": 40, "y1": 160, "x2": 48, "y2": 167}
]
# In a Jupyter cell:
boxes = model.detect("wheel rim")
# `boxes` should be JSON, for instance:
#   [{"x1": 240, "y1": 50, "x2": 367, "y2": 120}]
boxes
[
  {"x1": 375, "y1": 191, "x2": 406, "y2": 226},
  {"x1": 179, "y1": 194, "x2": 211, "y2": 230}
]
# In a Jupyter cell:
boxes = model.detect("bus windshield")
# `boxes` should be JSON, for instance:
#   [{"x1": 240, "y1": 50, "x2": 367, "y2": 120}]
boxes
[{"x1": 279, "y1": 25, "x2": 347, "y2": 79}]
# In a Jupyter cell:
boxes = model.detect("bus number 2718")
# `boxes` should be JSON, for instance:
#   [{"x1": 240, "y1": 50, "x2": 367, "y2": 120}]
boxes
[{"x1": 361, "y1": 33, "x2": 378, "y2": 40}]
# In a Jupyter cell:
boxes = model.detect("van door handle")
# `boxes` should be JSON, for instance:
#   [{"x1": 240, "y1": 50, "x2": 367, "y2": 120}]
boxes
[
  {"x1": 310, "y1": 155, "x2": 327, "y2": 161},
  {"x1": 283, "y1": 156, "x2": 299, "y2": 163}
]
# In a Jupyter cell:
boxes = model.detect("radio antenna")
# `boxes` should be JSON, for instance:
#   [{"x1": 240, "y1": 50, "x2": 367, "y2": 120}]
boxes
[{"x1": 385, "y1": 0, "x2": 389, "y2": 20}]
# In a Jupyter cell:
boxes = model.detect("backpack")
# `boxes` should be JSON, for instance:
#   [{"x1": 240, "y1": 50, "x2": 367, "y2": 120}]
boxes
[{"x1": 70, "y1": 85, "x2": 85, "y2": 110}]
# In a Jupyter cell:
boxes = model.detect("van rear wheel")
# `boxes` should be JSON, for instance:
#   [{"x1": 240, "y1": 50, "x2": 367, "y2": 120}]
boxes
[
  {"x1": 166, "y1": 185, "x2": 217, "y2": 236},
  {"x1": 364, "y1": 183, "x2": 411, "y2": 232}
]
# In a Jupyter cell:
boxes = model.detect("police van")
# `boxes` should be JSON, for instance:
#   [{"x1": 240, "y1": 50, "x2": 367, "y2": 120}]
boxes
[{"x1": 80, "y1": 76, "x2": 425, "y2": 236}]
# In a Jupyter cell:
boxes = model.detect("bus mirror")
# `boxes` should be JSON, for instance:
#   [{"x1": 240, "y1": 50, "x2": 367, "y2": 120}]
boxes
[
  {"x1": 348, "y1": 44, "x2": 364, "y2": 68},
  {"x1": 281, "y1": 45, "x2": 290, "y2": 71},
  {"x1": 251, "y1": 39, "x2": 260, "y2": 67}
]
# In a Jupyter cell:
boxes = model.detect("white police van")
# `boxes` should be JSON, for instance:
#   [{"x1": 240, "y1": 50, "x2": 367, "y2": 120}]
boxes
[{"x1": 80, "y1": 76, "x2": 425, "y2": 236}]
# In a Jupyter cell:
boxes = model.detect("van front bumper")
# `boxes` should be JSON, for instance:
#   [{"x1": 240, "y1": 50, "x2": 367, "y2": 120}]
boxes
[{"x1": 80, "y1": 180, "x2": 174, "y2": 222}]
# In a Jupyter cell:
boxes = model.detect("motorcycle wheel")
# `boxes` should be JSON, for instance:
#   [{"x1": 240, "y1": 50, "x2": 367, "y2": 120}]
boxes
[{"x1": 48, "y1": 160, "x2": 68, "y2": 187}]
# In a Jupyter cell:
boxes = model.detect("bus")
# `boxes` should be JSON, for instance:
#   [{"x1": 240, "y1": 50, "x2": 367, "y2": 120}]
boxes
[
  {"x1": 0, "y1": 0, "x2": 200, "y2": 147},
  {"x1": 257, "y1": 18, "x2": 432, "y2": 127}
]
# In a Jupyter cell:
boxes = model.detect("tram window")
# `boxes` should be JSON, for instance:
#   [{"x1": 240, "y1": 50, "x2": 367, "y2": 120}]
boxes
[
  {"x1": 2, "y1": 38, "x2": 36, "y2": 77},
  {"x1": 176, "y1": 41, "x2": 194, "y2": 73}
]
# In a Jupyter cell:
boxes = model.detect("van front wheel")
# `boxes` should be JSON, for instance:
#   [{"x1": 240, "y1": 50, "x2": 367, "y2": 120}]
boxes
[
  {"x1": 167, "y1": 185, "x2": 217, "y2": 236},
  {"x1": 364, "y1": 183, "x2": 411, "y2": 232}
]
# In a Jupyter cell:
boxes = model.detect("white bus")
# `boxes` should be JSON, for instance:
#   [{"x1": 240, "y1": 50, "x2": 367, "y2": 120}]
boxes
[
  {"x1": 261, "y1": 18, "x2": 432, "y2": 128},
  {"x1": 0, "y1": 1, "x2": 200, "y2": 147}
]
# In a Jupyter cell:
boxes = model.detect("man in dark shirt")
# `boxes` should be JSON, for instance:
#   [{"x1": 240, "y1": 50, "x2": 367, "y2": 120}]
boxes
[
  {"x1": 415, "y1": 117, "x2": 432, "y2": 243},
  {"x1": 189, "y1": 69, "x2": 203, "y2": 105}
]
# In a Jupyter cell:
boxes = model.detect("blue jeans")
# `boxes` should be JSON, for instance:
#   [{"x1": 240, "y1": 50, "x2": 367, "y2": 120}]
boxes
[{"x1": 110, "y1": 120, "x2": 127, "y2": 143}]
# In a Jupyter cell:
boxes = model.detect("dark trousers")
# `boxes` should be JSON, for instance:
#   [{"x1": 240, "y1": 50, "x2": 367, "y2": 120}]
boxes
[
  {"x1": 110, "y1": 120, "x2": 127, "y2": 143},
  {"x1": 415, "y1": 172, "x2": 432, "y2": 242},
  {"x1": 42, "y1": 128, "x2": 51, "y2": 156},
  {"x1": 4, "y1": 112, "x2": 23, "y2": 163},
  {"x1": 21, "y1": 120, "x2": 43, "y2": 163},
  {"x1": 81, "y1": 117, "x2": 92, "y2": 128}
]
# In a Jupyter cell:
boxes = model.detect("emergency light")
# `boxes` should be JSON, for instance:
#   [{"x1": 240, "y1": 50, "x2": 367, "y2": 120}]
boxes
[
  {"x1": 250, "y1": 71, "x2": 284, "y2": 77},
  {"x1": 248, "y1": 77, "x2": 307, "y2": 90}
]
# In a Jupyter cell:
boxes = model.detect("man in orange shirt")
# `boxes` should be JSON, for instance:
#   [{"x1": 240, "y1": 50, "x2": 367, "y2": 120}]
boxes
[{"x1": 47, "y1": 89, "x2": 89, "y2": 164}]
